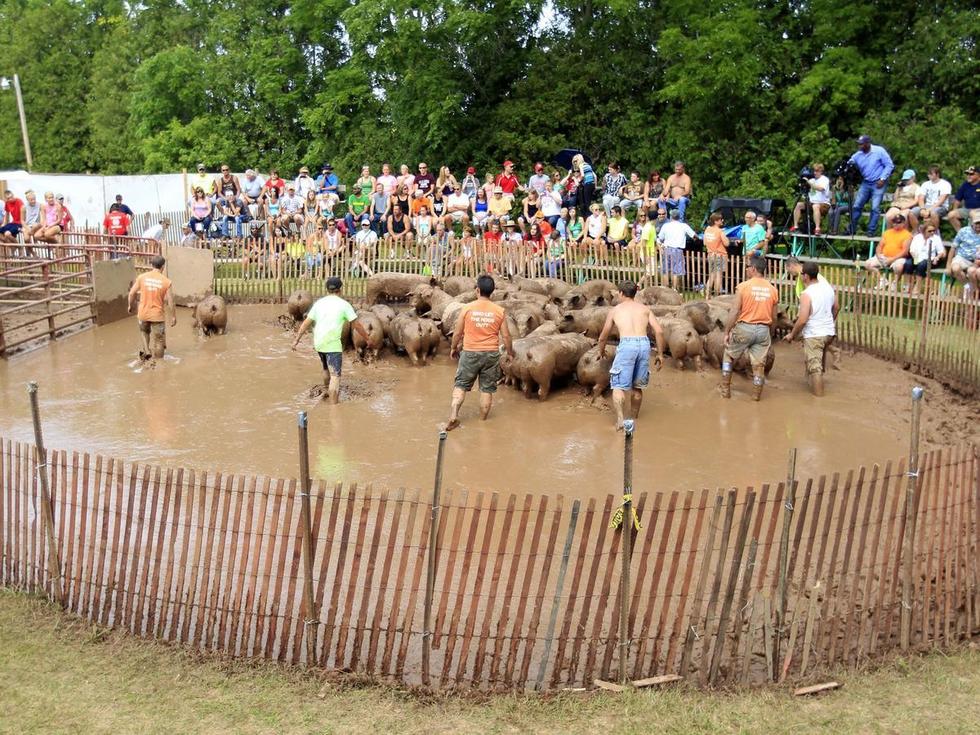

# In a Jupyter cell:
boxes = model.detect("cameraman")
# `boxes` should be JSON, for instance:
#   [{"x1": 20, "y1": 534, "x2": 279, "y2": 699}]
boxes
[
  {"x1": 791, "y1": 163, "x2": 830, "y2": 234},
  {"x1": 847, "y1": 135, "x2": 894, "y2": 237}
]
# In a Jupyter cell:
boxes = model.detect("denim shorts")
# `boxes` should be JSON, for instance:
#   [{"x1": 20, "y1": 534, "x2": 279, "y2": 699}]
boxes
[
  {"x1": 610, "y1": 337, "x2": 651, "y2": 390},
  {"x1": 317, "y1": 351, "x2": 343, "y2": 375}
]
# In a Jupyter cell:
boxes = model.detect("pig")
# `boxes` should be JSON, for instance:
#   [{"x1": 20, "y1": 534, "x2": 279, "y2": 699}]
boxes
[
  {"x1": 439, "y1": 300, "x2": 465, "y2": 338},
  {"x1": 510, "y1": 275, "x2": 549, "y2": 295},
  {"x1": 369, "y1": 303, "x2": 396, "y2": 331},
  {"x1": 192, "y1": 295, "x2": 228, "y2": 336},
  {"x1": 499, "y1": 323, "x2": 560, "y2": 386},
  {"x1": 420, "y1": 317, "x2": 442, "y2": 358},
  {"x1": 366, "y1": 273, "x2": 435, "y2": 305},
  {"x1": 441, "y1": 275, "x2": 476, "y2": 296},
  {"x1": 506, "y1": 307, "x2": 544, "y2": 338},
  {"x1": 532, "y1": 277, "x2": 572, "y2": 299},
  {"x1": 558, "y1": 306, "x2": 613, "y2": 339},
  {"x1": 702, "y1": 329, "x2": 775, "y2": 375},
  {"x1": 557, "y1": 279, "x2": 617, "y2": 310},
  {"x1": 286, "y1": 289, "x2": 313, "y2": 322},
  {"x1": 352, "y1": 310, "x2": 385, "y2": 362},
  {"x1": 576, "y1": 344, "x2": 616, "y2": 401},
  {"x1": 387, "y1": 312, "x2": 435, "y2": 366},
  {"x1": 508, "y1": 332, "x2": 595, "y2": 400},
  {"x1": 659, "y1": 316, "x2": 703, "y2": 370},
  {"x1": 637, "y1": 285, "x2": 684, "y2": 306},
  {"x1": 651, "y1": 304, "x2": 681, "y2": 318},
  {"x1": 676, "y1": 301, "x2": 726, "y2": 335},
  {"x1": 493, "y1": 289, "x2": 549, "y2": 305},
  {"x1": 408, "y1": 284, "x2": 456, "y2": 321}
]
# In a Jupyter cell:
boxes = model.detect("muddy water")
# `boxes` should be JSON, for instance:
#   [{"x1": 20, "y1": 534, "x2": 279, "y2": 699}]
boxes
[{"x1": 0, "y1": 304, "x2": 972, "y2": 499}]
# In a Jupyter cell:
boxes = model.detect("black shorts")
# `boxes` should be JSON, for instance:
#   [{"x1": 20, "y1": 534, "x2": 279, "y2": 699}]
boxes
[
  {"x1": 902, "y1": 259, "x2": 928, "y2": 277},
  {"x1": 317, "y1": 351, "x2": 343, "y2": 375}
]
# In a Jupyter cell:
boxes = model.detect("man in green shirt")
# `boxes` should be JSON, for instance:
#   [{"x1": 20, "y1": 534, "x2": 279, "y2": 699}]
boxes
[
  {"x1": 292, "y1": 277, "x2": 369, "y2": 403},
  {"x1": 741, "y1": 211, "x2": 768, "y2": 257},
  {"x1": 345, "y1": 184, "x2": 372, "y2": 234}
]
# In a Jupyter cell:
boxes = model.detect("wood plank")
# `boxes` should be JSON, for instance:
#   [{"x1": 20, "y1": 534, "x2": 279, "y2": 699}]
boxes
[
  {"x1": 729, "y1": 538, "x2": 759, "y2": 681},
  {"x1": 91, "y1": 457, "x2": 115, "y2": 625},
  {"x1": 367, "y1": 487, "x2": 404, "y2": 675},
  {"x1": 191, "y1": 471, "x2": 223, "y2": 648},
  {"x1": 633, "y1": 674, "x2": 683, "y2": 688},
  {"x1": 395, "y1": 487, "x2": 432, "y2": 678},
  {"x1": 158, "y1": 467, "x2": 184, "y2": 640},
  {"x1": 843, "y1": 465, "x2": 878, "y2": 665},
  {"x1": 432, "y1": 490, "x2": 471, "y2": 649},
  {"x1": 794, "y1": 681, "x2": 841, "y2": 696},
  {"x1": 205, "y1": 473, "x2": 235, "y2": 650},
  {"x1": 217, "y1": 475, "x2": 246, "y2": 654},
  {"x1": 826, "y1": 465, "x2": 864, "y2": 664},
  {"x1": 862, "y1": 461, "x2": 894, "y2": 657},
  {"x1": 350, "y1": 488, "x2": 389, "y2": 671},
  {"x1": 227, "y1": 474, "x2": 257, "y2": 655},
  {"x1": 272, "y1": 479, "x2": 300, "y2": 663},
  {"x1": 336, "y1": 488, "x2": 372, "y2": 667},
  {"x1": 679, "y1": 492, "x2": 722, "y2": 678},
  {"x1": 567, "y1": 495, "x2": 614, "y2": 686},
  {"x1": 584, "y1": 494, "x2": 622, "y2": 684},
  {"x1": 252, "y1": 476, "x2": 283, "y2": 655},
  {"x1": 626, "y1": 492, "x2": 664, "y2": 678},
  {"x1": 932, "y1": 448, "x2": 952, "y2": 646},
  {"x1": 454, "y1": 493, "x2": 500, "y2": 684},
  {"x1": 312, "y1": 482, "x2": 344, "y2": 664},
  {"x1": 698, "y1": 489, "x2": 737, "y2": 686},
  {"x1": 321, "y1": 483, "x2": 357, "y2": 665},
  {"x1": 506, "y1": 495, "x2": 548, "y2": 687},
  {"x1": 108, "y1": 463, "x2": 137, "y2": 628},
  {"x1": 145, "y1": 468, "x2": 173, "y2": 638},
  {"x1": 709, "y1": 490, "x2": 755, "y2": 685},
  {"x1": 134, "y1": 466, "x2": 162, "y2": 636},
  {"x1": 474, "y1": 493, "x2": 516, "y2": 684},
  {"x1": 381, "y1": 488, "x2": 418, "y2": 677},
  {"x1": 918, "y1": 451, "x2": 940, "y2": 646},
  {"x1": 167, "y1": 469, "x2": 193, "y2": 643},
  {"x1": 490, "y1": 493, "x2": 533, "y2": 686},
  {"x1": 122, "y1": 465, "x2": 152, "y2": 633},
  {"x1": 438, "y1": 492, "x2": 484, "y2": 685},
  {"x1": 880, "y1": 458, "x2": 908, "y2": 646},
  {"x1": 529, "y1": 497, "x2": 572, "y2": 690},
  {"x1": 550, "y1": 497, "x2": 596, "y2": 688},
  {"x1": 814, "y1": 471, "x2": 849, "y2": 667},
  {"x1": 56, "y1": 451, "x2": 72, "y2": 604}
]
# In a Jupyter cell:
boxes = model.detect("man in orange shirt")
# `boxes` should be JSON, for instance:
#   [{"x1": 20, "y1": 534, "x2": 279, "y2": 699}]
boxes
[
  {"x1": 721, "y1": 256, "x2": 779, "y2": 401},
  {"x1": 127, "y1": 255, "x2": 175, "y2": 360},
  {"x1": 445, "y1": 274, "x2": 515, "y2": 430},
  {"x1": 863, "y1": 213, "x2": 911, "y2": 288}
]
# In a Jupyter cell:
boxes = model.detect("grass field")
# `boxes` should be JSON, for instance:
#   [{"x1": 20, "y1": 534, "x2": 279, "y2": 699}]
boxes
[{"x1": 1, "y1": 591, "x2": 978, "y2": 734}]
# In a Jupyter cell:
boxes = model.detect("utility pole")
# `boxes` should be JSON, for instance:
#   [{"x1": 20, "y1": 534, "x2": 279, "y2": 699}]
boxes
[{"x1": 1, "y1": 74, "x2": 33, "y2": 169}]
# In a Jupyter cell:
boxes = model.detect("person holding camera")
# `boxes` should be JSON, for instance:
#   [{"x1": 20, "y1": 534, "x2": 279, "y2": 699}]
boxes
[
  {"x1": 847, "y1": 135, "x2": 894, "y2": 237},
  {"x1": 791, "y1": 163, "x2": 830, "y2": 234}
]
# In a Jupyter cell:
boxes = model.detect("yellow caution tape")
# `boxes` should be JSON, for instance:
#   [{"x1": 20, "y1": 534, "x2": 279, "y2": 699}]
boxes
[{"x1": 610, "y1": 493, "x2": 642, "y2": 531}]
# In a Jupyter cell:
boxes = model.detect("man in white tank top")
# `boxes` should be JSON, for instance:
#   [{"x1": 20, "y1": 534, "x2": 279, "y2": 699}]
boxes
[{"x1": 783, "y1": 261, "x2": 838, "y2": 396}]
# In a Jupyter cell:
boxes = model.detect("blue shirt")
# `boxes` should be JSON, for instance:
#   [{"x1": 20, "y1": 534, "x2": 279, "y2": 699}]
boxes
[
  {"x1": 952, "y1": 227, "x2": 980, "y2": 262},
  {"x1": 848, "y1": 145, "x2": 894, "y2": 184},
  {"x1": 316, "y1": 173, "x2": 338, "y2": 194},
  {"x1": 954, "y1": 180, "x2": 980, "y2": 209},
  {"x1": 581, "y1": 163, "x2": 596, "y2": 185}
]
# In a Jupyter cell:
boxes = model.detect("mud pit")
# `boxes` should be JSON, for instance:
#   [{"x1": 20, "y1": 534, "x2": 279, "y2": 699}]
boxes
[{"x1": 0, "y1": 303, "x2": 976, "y2": 498}]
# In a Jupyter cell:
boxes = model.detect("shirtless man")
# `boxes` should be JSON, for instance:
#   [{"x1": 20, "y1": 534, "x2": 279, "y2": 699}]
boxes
[
  {"x1": 659, "y1": 161, "x2": 692, "y2": 221},
  {"x1": 597, "y1": 280, "x2": 667, "y2": 430}
]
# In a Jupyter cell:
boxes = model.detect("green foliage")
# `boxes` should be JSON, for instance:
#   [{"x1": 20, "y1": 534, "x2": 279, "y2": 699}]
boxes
[{"x1": 0, "y1": 0, "x2": 975, "y2": 217}]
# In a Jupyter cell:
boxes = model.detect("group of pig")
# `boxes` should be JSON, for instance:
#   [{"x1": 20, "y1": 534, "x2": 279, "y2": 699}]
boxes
[{"x1": 284, "y1": 273, "x2": 795, "y2": 401}]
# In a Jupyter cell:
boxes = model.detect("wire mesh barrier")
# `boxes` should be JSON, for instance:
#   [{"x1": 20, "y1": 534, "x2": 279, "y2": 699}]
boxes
[{"x1": 2, "y1": 438, "x2": 976, "y2": 689}]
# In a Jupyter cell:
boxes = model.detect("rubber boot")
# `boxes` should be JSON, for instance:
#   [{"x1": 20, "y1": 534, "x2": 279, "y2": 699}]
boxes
[
  {"x1": 751, "y1": 366, "x2": 765, "y2": 402},
  {"x1": 720, "y1": 364, "x2": 733, "y2": 399}
]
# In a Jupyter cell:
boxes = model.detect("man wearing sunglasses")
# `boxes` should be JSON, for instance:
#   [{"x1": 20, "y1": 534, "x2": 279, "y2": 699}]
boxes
[{"x1": 947, "y1": 211, "x2": 980, "y2": 298}]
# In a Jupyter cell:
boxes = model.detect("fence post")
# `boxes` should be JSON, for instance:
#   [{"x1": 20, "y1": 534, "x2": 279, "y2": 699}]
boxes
[
  {"x1": 916, "y1": 262, "x2": 934, "y2": 373},
  {"x1": 774, "y1": 447, "x2": 797, "y2": 672},
  {"x1": 619, "y1": 419, "x2": 635, "y2": 685},
  {"x1": 296, "y1": 411, "x2": 319, "y2": 666},
  {"x1": 900, "y1": 386, "x2": 924, "y2": 651},
  {"x1": 27, "y1": 382, "x2": 64, "y2": 607},
  {"x1": 421, "y1": 430, "x2": 448, "y2": 686}
]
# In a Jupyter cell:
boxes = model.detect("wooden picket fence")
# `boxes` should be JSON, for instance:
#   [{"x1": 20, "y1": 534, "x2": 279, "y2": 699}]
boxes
[{"x1": 2, "y1": 436, "x2": 977, "y2": 689}]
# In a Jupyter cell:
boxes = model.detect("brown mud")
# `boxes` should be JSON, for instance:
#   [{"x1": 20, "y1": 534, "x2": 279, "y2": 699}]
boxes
[{"x1": 0, "y1": 304, "x2": 976, "y2": 498}]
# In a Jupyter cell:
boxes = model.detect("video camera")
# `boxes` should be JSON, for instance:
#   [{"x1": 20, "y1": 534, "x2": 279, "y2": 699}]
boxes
[
  {"x1": 831, "y1": 157, "x2": 862, "y2": 187},
  {"x1": 796, "y1": 166, "x2": 815, "y2": 196}
]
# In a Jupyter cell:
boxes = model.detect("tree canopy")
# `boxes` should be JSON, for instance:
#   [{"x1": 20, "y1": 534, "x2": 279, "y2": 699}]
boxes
[{"x1": 0, "y1": 0, "x2": 976, "y2": 210}]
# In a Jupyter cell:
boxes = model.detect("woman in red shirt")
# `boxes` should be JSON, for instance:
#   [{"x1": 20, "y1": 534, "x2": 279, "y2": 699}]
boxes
[{"x1": 481, "y1": 218, "x2": 502, "y2": 272}]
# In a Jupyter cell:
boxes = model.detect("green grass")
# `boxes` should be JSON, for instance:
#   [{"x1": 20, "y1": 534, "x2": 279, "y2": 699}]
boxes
[{"x1": 2, "y1": 590, "x2": 979, "y2": 734}]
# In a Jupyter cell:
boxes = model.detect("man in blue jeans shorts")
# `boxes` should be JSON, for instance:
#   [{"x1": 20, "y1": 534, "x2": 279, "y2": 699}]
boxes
[{"x1": 597, "y1": 281, "x2": 667, "y2": 430}]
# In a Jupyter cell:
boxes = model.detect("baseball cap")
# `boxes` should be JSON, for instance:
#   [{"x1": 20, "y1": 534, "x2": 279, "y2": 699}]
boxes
[
  {"x1": 466, "y1": 166, "x2": 475, "y2": 174},
  {"x1": 971, "y1": 211, "x2": 980, "y2": 224},
  {"x1": 360, "y1": 218, "x2": 370, "y2": 226},
  {"x1": 900, "y1": 169, "x2": 915, "y2": 182},
  {"x1": 323, "y1": 163, "x2": 333, "y2": 170},
  {"x1": 493, "y1": 186, "x2": 503, "y2": 194},
  {"x1": 534, "y1": 162, "x2": 543, "y2": 172},
  {"x1": 197, "y1": 163, "x2": 205, "y2": 171},
  {"x1": 856, "y1": 135, "x2": 872, "y2": 144},
  {"x1": 326, "y1": 276, "x2": 342, "y2": 292},
  {"x1": 56, "y1": 193, "x2": 64, "y2": 201},
  {"x1": 965, "y1": 166, "x2": 978, "y2": 175},
  {"x1": 299, "y1": 166, "x2": 309, "y2": 173},
  {"x1": 502, "y1": 160, "x2": 514, "y2": 168}
]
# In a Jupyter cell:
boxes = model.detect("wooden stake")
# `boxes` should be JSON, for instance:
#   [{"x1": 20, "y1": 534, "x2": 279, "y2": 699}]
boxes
[
  {"x1": 775, "y1": 448, "x2": 797, "y2": 667},
  {"x1": 421, "y1": 430, "x2": 447, "y2": 686},
  {"x1": 901, "y1": 387, "x2": 924, "y2": 650},
  {"x1": 296, "y1": 412, "x2": 318, "y2": 667},
  {"x1": 27, "y1": 382, "x2": 63, "y2": 607},
  {"x1": 619, "y1": 419, "x2": 635, "y2": 685}
]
